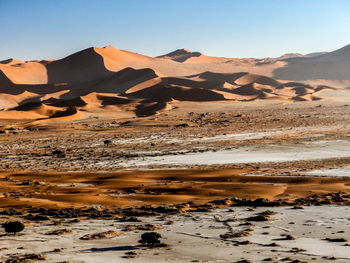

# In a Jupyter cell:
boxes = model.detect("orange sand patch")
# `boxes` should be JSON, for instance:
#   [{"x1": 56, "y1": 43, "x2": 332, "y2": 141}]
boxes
[{"x1": 1, "y1": 169, "x2": 350, "y2": 209}]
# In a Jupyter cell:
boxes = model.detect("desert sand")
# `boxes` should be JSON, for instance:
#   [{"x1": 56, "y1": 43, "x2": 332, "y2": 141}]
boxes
[
  {"x1": 1, "y1": 44, "x2": 349, "y2": 125},
  {"x1": 1, "y1": 206, "x2": 350, "y2": 262},
  {"x1": 1, "y1": 44, "x2": 350, "y2": 262}
]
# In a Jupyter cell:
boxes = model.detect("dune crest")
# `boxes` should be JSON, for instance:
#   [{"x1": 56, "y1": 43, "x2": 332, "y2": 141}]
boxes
[
  {"x1": 0, "y1": 45, "x2": 344, "y2": 122},
  {"x1": 273, "y1": 44, "x2": 350, "y2": 81},
  {"x1": 157, "y1": 48, "x2": 202, "y2": 62}
]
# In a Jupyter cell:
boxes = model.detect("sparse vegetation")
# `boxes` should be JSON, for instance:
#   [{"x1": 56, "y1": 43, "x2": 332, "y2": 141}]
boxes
[
  {"x1": 3, "y1": 221, "x2": 25, "y2": 235},
  {"x1": 138, "y1": 232, "x2": 166, "y2": 247},
  {"x1": 104, "y1": 139, "x2": 112, "y2": 145}
]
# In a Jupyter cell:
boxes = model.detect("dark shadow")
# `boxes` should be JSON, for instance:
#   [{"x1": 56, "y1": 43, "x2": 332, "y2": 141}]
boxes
[
  {"x1": 44, "y1": 97, "x2": 87, "y2": 107},
  {"x1": 271, "y1": 237, "x2": 293, "y2": 241},
  {"x1": 81, "y1": 246, "x2": 139, "y2": 252},
  {"x1": 11, "y1": 101, "x2": 44, "y2": 111},
  {"x1": 185, "y1": 71, "x2": 247, "y2": 83},
  {"x1": 128, "y1": 84, "x2": 226, "y2": 102},
  {"x1": 176, "y1": 232, "x2": 215, "y2": 240},
  {"x1": 49, "y1": 107, "x2": 77, "y2": 118},
  {"x1": 157, "y1": 49, "x2": 201, "y2": 62},
  {"x1": 46, "y1": 47, "x2": 114, "y2": 85},
  {"x1": 0, "y1": 70, "x2": 12, "y2": 91},
  {"x1": 99, "y1": 95, "x2": 132, "y2": 106},
  {"x1": 134, "y1": 99, "x2": 169, "y2": 117}
]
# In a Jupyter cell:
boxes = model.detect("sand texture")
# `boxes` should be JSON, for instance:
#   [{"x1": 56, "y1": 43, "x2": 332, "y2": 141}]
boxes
[
  {"x1": 1, "y1": 45, "x2": 348, "y2": 123},
  {"x1": 1, "y1": 44, "x2": 350, "y2": 262}
]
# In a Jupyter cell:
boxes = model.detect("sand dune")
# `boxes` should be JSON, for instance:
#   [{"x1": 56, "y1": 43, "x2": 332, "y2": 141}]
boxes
[
  {"x1": 157, "y1": 48, "x2": 229, "y2": 64},
  {"x1": 0, "y1": 58, "x2": 24, "y2": 65},
  {"x1": 157, "y1": 48, "x2": 203, "y2": 62},
  {"x1": 0, "y1": 60, "x2": 47, "y2": 85},
  {"x1": 1, "y1": 65, "x2": 336, "y2": 121},
  {"x1": 0, "y1": 45, "x2": 345, "y2": 122},
  {"x1": 2, "y1": 43, "x2": 349, "y2": 88},
  {"x1": 277, "y1": 53, "x2": 304, "y2": 59},
  {"x1": 274, "y1": 44, "x2": 350, "y2": 81},
  {"x1": 0, "y1": 45, "x2": 285, "y2": 85}
]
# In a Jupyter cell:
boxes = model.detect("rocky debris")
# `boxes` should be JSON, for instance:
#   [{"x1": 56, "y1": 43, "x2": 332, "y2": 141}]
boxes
[
  {"x1": 25, "y1": 214, "x2": 50, "y2": 221},
  {"x1": 122, "y1": 251, "x2": 138, "y2": 259},
  {"x1": 259, "y1": 210, "x2": 278, "y2": 216},
  {"x1": 24, "y1": 207, "x2": 117, "y2": 219},
  {"x1": 2, "y1": 192, "x2": 350, "y2": 223},
  {"x1": 80, "y1": 230, "x2": 122, "y2": 240},
  {"x1": 234, "y1": 240, "x2": 253, "y2": 246},
  {"x1": 220, "y1": 229, "x2": 252, "y2": 239},
  {"x1": 263, "y1": 242, "x2": 280, "y2": 247},
  {"x1": 282, "y1": 234, "x2": 296, "y2": 240},
  {"x1": 5, "y1": 253, "x2": 46, "y2": 263},
  {"x1": 122, "y1": 224, "x2": 164, "y2": 232},
  {"x1": 246, "y1": 214, "x2": 272, "y2": 222},
  {"x1": 52, "y1": 248, "x2": 64, "y2": 252},
  {"x1": 324, "y1": 237, "x2": 348, "y2": 242},
  {"x1": 118, "y1": 216, "x2": 143, "y2": 222},
  {"x1": 51, "y1": 149, "x2": 66, "y2": 158},
  {"x1": 45, "y1": 229, "x2": 73, "y2": 235}
]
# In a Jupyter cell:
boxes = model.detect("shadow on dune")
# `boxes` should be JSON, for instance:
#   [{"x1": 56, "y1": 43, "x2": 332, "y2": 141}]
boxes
[
  {"x1": 11, "y1": 101, "x2": 45, "y2": 111},
  {"x1": 135, "y1": 98, "x2": 171, "y2": 117},
  {"x1": 98, "y1": 95, "x2": 132, "y2": 106},
  {"x1": 0, "y1": 54, "x2": 339, "y2": 121},
  {"x1": 128, "y1": 84, "x2": 226, "y2": 101},
  {"x1": 44, "y1": 97, "x2": 87, "y2": 107},
  {"x1": 48, "y1": 107, "x2": 77, "y2": 118},
  {"x1": 0, "y1": 70, "x2": 12, "y2": 90},
  {"x1": 46, "y1": 47, "x2": 114, "y2": 85}
]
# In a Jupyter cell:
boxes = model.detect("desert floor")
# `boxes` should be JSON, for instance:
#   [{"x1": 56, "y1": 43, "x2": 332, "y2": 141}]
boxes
[
  {"x1": 1, "y1": 206, "x2": 350, "y2": 263},
  {"x1": 0, "y1": 93, "x2": 350, "y2": 262}
]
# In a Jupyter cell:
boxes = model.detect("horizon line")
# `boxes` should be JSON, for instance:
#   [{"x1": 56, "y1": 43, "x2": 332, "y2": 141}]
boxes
[{"x1": 1, "y1": 42, "x2": 349, "y2": 62}]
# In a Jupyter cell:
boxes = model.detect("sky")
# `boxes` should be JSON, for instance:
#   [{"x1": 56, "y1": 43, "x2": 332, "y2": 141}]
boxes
[{"x1": 1, "y1": 0, "x2": 350, "y2": 61}]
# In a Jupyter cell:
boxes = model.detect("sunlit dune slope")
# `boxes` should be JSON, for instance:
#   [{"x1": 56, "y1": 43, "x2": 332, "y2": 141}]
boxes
[{"x1": 0, "y1": 45, "x2": 343, "y2": 121}]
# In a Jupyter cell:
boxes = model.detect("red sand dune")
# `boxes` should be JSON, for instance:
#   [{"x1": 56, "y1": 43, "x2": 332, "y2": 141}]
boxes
[{"x1": 0, "y1": 44, "x2": 344, "y2": 121}]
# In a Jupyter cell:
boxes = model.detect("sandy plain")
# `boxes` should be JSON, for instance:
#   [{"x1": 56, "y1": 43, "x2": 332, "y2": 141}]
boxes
[{"x1": 0, "y1": 97, "x2": 350, "y2": 262}]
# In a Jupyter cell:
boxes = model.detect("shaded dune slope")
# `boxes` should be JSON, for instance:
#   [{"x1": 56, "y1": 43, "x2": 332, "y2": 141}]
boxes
[
  {"x1": 274, "y1": 44, "x2": 350, "y2": 81},
  {"x1": 157, "y1": 48, "x2": 203, "y2": 62},
  {"x1": 3, "y1": 67, "x2": 333, "y2": 121},
  {"x1": 46, "y1": 47, "x2": 113, "y2": 84},
  {"x1": 0, "y1": 45, "x2": 339, "y2": 121}
]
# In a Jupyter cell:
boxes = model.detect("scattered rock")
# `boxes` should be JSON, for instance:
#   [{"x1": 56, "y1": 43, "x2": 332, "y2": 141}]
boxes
[
  {"x1": 324, "y1": 237, "x2": 348, "y2": 242},
  {"x1": 246, "y1": 214, "x2": 271, "y2": 222},
  {"x1": 80, "y1": 230, "x2": 122, "y2": 240},
  {"x1": 45, "y1": 229, "x2": 73, "y2": 236},
  {"x1": 5, "y1": 253, "x2": 46, "y2": 263},
  {"x1": 122, "y1": 251, "x2": 138, "y2": 259}
]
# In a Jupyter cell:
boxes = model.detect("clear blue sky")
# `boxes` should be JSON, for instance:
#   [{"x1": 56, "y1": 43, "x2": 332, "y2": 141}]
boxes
[{"x1": 1, "y1": 0, "x2": 350, "y2": 61}]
